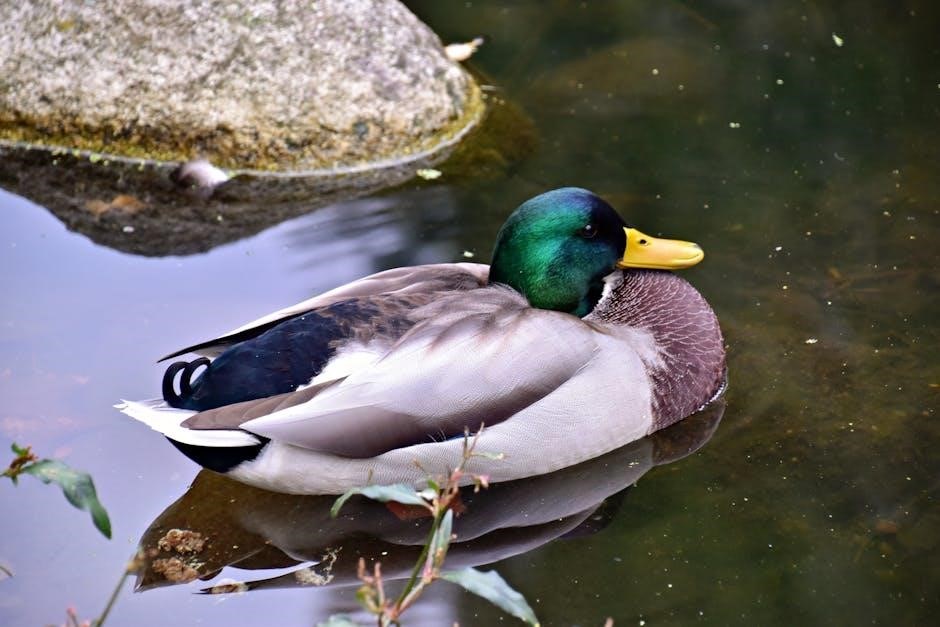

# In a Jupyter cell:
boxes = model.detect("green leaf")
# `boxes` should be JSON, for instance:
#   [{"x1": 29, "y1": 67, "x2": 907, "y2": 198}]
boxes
[
  {"x1": 23, "y1": 460, "x2": 112, "y2": 539},
  {"x1": 441, "y1": 567, "x2": 539, "y2": 626},
  {"x1": 330, "y1": 483, "x2": 430, "y2": 517},
  {"x1": 429, "y1": 508, "x2": 454, "y2": 564},
  {"x1": 317, "y1": 614, "x2": 361, "y2": 627}
]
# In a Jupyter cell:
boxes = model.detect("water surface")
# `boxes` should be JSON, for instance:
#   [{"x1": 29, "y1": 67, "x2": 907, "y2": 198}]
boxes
[{"x1": 1, "y1": 1, "x2": 938, "y2": 625}]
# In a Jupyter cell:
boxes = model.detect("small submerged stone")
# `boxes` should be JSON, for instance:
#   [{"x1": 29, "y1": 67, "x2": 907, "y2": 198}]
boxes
[{"x1": 84, "y1": 194, "x2": 147, "y2": 217}]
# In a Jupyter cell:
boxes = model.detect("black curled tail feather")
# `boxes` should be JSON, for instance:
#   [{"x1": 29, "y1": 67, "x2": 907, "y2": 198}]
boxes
[
  {"x1": 181, "y1": 357, "x2": 211, "y2": 395},
  {"x1": 162, "y1": 357, "x2": 211, "y2": 408},
  {"x1": 162, "y1": 361, "x2": 187, "y2": 407}
]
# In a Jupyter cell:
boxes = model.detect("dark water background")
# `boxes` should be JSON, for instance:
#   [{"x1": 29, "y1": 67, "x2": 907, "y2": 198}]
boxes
[{"x1": 1, "y1": 1, "x2": 938, "y2": 625}]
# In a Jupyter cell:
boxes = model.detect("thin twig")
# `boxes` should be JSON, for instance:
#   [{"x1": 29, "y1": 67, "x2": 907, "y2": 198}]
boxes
[
  {"x1": 394, "y1": 516, "x2": 437, "y2": 608},
  {"x1": 90, "y1": 560, "x2": 134, "y2": 627}
]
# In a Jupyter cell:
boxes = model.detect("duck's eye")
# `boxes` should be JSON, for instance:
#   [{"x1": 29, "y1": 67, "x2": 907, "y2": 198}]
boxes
[
  {"x1": 579, "y1": 223, "x2": 598, "y2": 239},
  {"x1": 639, "y1": 238, "x2": 649, "y2": 245}
]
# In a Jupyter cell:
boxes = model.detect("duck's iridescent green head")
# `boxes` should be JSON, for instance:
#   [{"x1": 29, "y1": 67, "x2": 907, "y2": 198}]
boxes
[
  {"x1": 489, "y1": 188, "x2": 627, "y2": 316},
  {"x1": 488, "y1": 188, "x2": 703, "y2": 316}
]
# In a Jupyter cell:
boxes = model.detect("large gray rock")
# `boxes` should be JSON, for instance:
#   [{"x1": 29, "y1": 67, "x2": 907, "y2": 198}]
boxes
[
  {"x1": 0, "y1": 0, "x2": 482, "y2": 171},
  {"x1": 0, "y1": 0, "x2": 536, "y2": 258}
]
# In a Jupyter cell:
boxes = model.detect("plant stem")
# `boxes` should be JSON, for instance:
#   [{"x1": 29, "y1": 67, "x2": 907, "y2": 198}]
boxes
[
  {"x1": 394, "y1": 513, "x2": 439, "y2": 608},
  {"x1": 91, "y1": 562, "x2": 133, "y2": 627}
]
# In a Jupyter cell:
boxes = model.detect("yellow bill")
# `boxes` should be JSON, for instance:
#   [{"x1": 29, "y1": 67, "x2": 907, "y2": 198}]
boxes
[{"x1": 616, "y1": 227, "x2": 704, "y2": 270}]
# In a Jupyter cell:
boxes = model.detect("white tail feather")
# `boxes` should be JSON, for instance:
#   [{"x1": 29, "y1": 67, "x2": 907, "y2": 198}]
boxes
[{"x1": 116, "y1": 399, "x2": 261, "y2": 447}]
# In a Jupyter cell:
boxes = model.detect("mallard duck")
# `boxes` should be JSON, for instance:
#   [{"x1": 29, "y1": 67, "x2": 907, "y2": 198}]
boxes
[{"x1": 118, "y1": 188, "x2": 725, "y2": 494}]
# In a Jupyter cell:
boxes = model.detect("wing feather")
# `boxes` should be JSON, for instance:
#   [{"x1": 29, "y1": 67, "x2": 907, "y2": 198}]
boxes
[
  {"x1": 239, "y1": 288, "x2": 600, "y2": 457},
  {"x1": 159, "y1": 263, "x2": 488, "y2": 361},
  {"x1": 181, "y1": 379, "x2": 344, "y2": 431}
]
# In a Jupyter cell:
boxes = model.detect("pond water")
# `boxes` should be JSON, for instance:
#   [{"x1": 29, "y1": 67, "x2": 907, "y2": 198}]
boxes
[{"x1": 1, "y1": 1, "x2": 938, "y2": 625}]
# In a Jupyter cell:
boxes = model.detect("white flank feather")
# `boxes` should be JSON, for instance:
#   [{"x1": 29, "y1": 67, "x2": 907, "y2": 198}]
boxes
[
  {"x1": 300, "y1": 342, "x2": 385, "y2": 389},
  {"x1": 116, "y1": 399, "x2": 261, "y2": 447}
]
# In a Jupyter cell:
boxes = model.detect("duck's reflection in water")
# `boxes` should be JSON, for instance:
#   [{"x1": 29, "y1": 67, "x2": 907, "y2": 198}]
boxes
[{"x1": 135, "y1": 399, "x2": 724, "y2": 594}]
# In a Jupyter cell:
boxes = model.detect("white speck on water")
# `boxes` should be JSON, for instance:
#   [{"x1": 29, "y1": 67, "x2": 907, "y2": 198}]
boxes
[
  {"x1": 832, "y1": 32, "x2": 844, "y2": 47},
  {"x1": 462, "y1": 250, "x2": 475, "y2": 258},
  {"x1": 805, "y1": 338, "x2": 819, "y2": 344},
  {"x1": 416, "y1": 168, "x2": 442, "y2": 180},
  {"x1": 122, "y1": 225, "x2": 135, "y2": 233},
  {"x1": 651, "y1": 68, "x2": 659, "y2": 76},
  {"x1": 729, "y1": 122, "x2": 741, "y2": 128},
  {"x1": 776, "y1": 78, "x2": 784, "y2": 85},
  {"x1": 774, "y1": 245, "x2": 783, "y2": 251}
]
